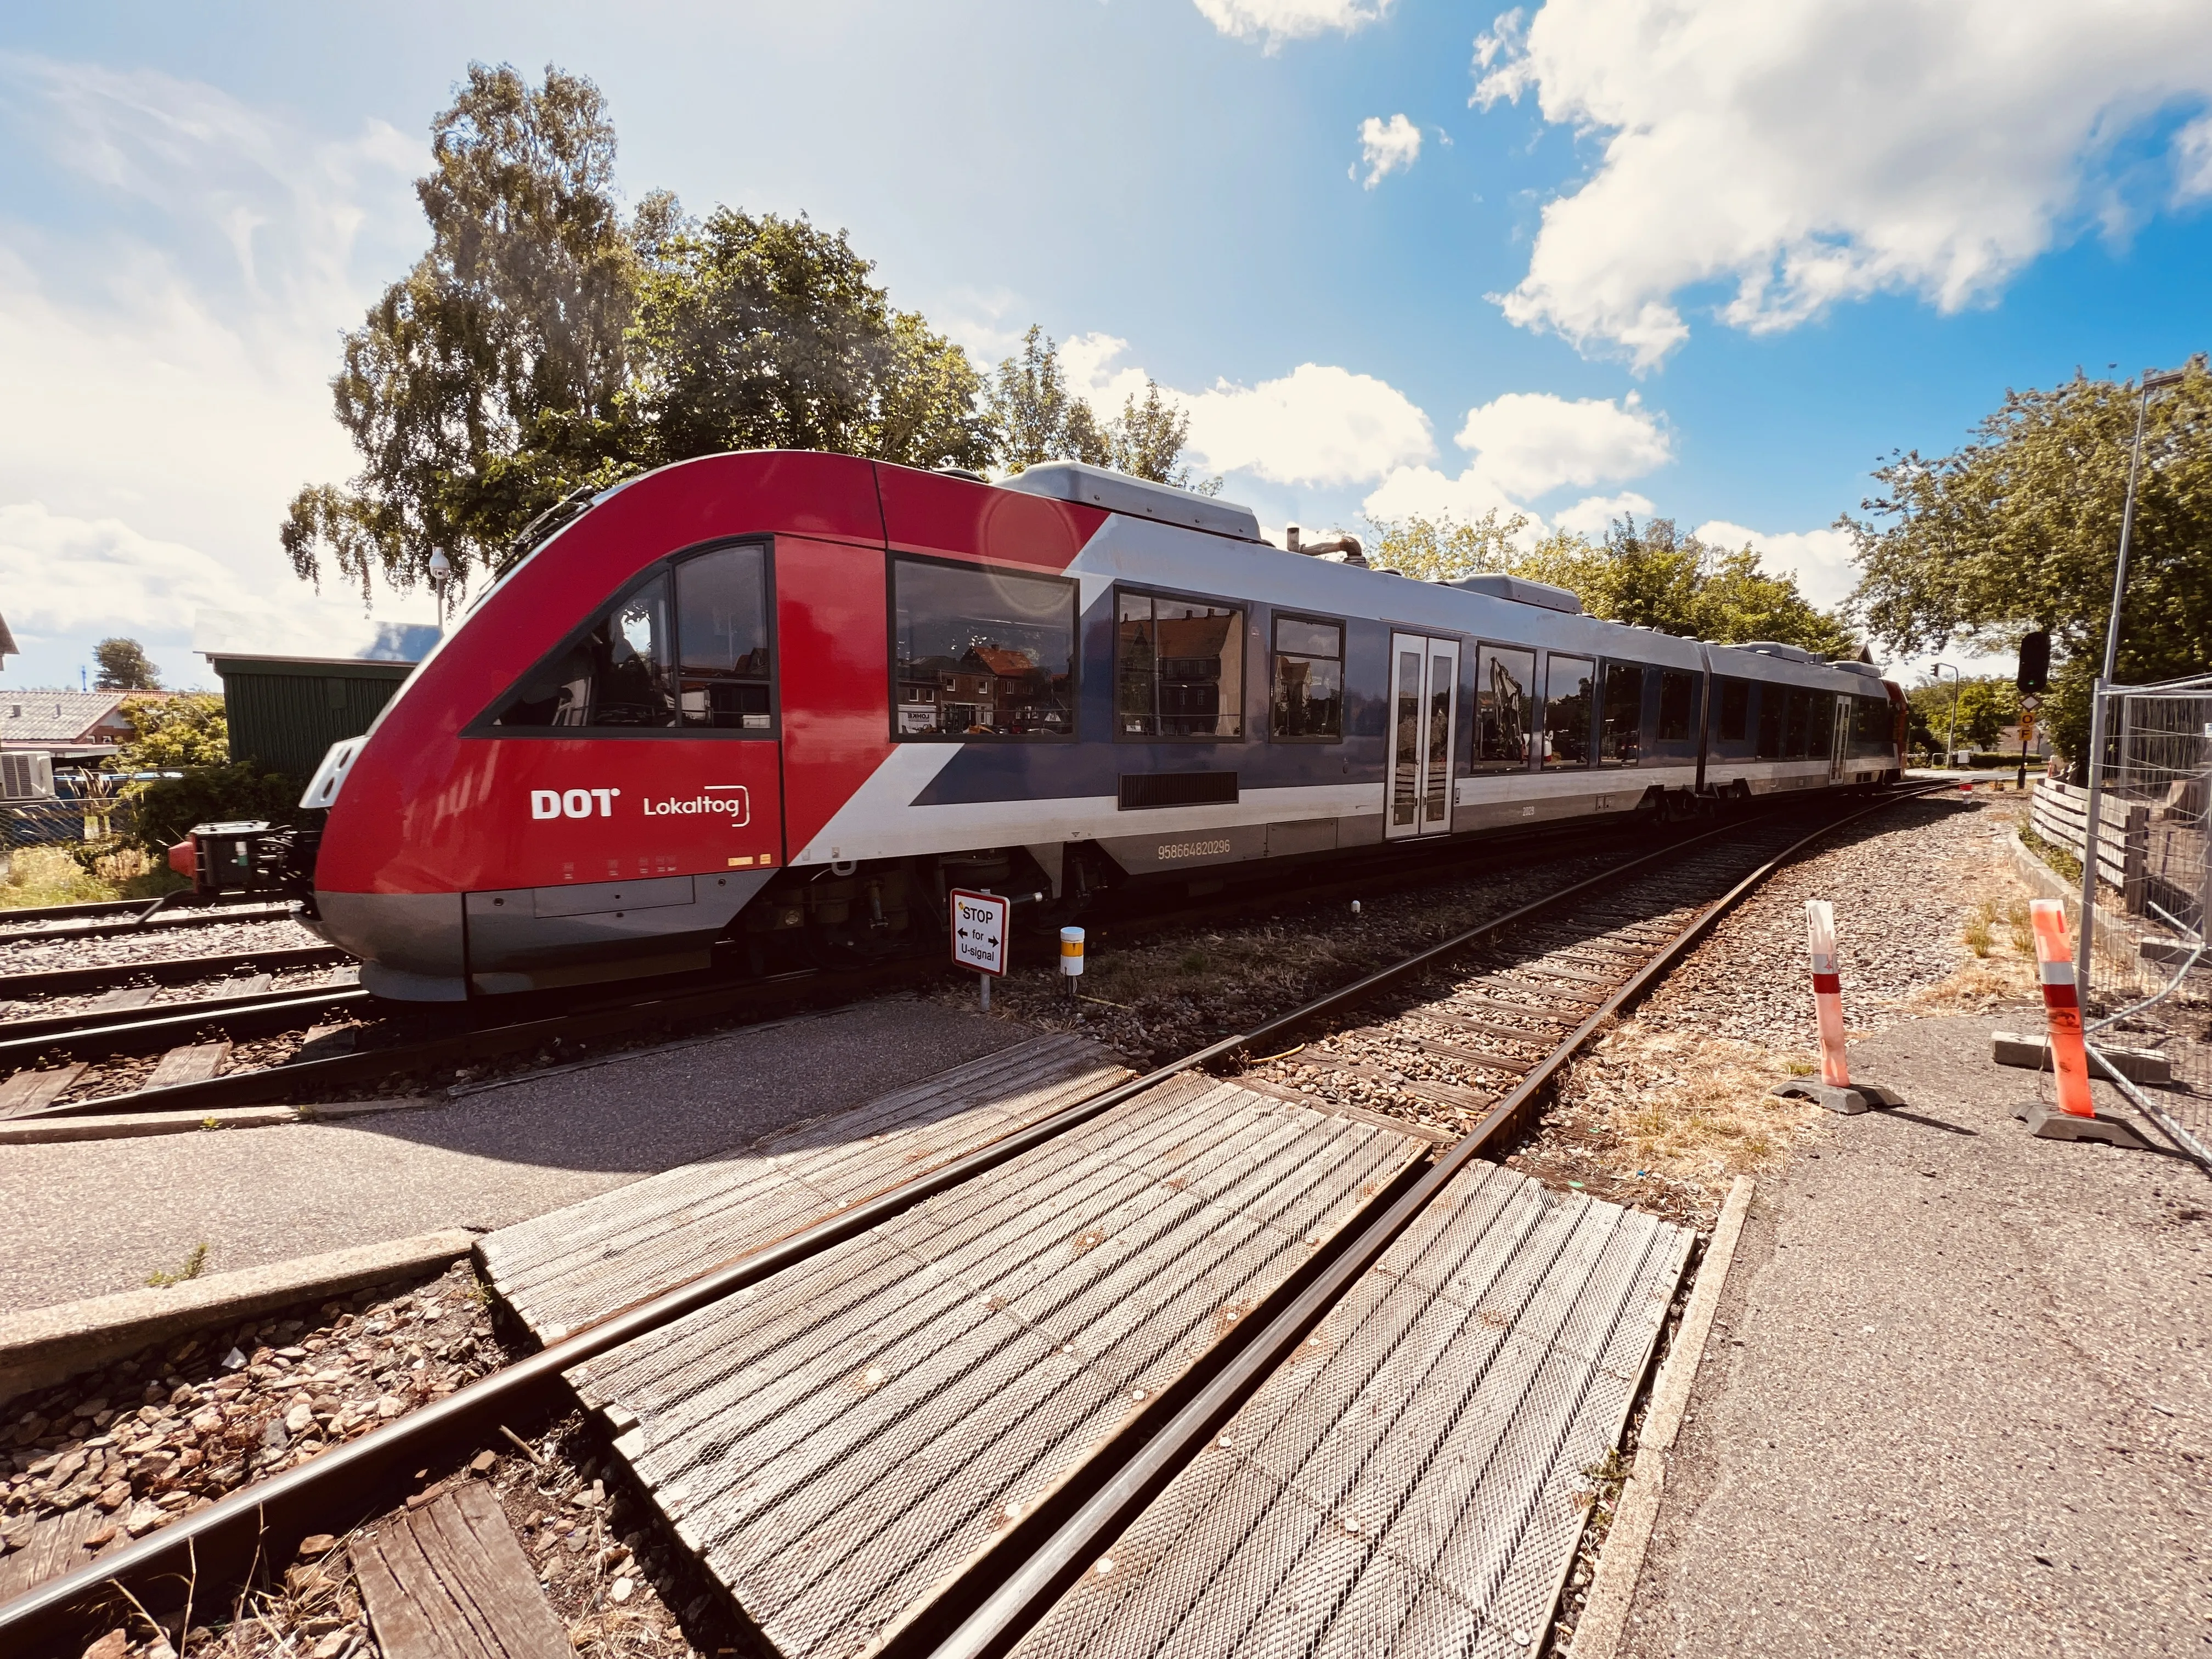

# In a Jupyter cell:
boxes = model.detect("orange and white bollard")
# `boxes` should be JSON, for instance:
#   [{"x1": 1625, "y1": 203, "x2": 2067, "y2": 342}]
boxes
[
  {"x1": 2029, "y1": 900, "x2": 2095, "y2": 1118},
  {"x1": 2016, "y1": 899, "x2": 2151, "y2": 1148},
  {"x1": 1807, "y1": 900, "x2": 1850, "y2": 1089},
  {"x1": 1772, "y1": 900, "x2": 1901, "y2": 1115}
]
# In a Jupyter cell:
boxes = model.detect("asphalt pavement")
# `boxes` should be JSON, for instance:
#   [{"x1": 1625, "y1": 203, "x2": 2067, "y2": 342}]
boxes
[
  {"x1": 1621, "y1": 1013, "x2": 2211, "y2": 1656},
  {"x1": 0, "y1": 997, "x2": 1024, "y2": 1313}
]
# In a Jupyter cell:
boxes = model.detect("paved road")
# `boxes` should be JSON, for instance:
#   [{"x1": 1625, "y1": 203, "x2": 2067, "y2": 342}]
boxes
[
  {"x1": 1623, "y1": 1013, "x2": 2212, "y2": 1656},
  {"x1": 0, "y1": 998, "x2": 1025, "y2": 1312}
]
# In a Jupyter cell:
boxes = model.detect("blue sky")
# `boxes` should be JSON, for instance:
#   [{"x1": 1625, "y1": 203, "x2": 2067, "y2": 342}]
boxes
[{"x1": 5, "y1": 0, "x2": 2211, "y2": 692}]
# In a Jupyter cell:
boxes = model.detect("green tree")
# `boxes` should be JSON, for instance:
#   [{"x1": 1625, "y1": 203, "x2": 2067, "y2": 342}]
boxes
[
  {"x1": 92, "y1": 639, "x2": 160, "y2": 690},
  {"x1": 1363, "y1": 510, "x2": 1532, "y2": 582},
  {"x1": 1843, "y1": 363, "x2": 2212, "y2": 765},
  {"x1": 1905, "y1": 675, "x2": 2017, "y2": 755},
  {"x1": 985, "y1": 328, "x2": 1215, "y2": 489},
  {"x1": 109, "y1": 695, "x2": 229, "y2": 770},
  {"x1": 628, "y1": 208, "x2": 991, "y2": 471},
  {"x1": 284, "y1": 63, "x2": 646, "y2": 599},
  {"x1": 1369, "y1": 512, "x2": 1857, "y2": 656}
]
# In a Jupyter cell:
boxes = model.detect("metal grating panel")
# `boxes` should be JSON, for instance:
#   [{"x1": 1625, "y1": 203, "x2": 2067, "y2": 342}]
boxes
[
  {"x1": 570, "y1": 1079, "x2": 1430, "y2": 1659},
  {"x1": 478, "y1": 1034, "x2": 1128, "y2": 1341},
  {"x1": 1011, "y1": 1164, "x2": 1691, "y2": 1659}
]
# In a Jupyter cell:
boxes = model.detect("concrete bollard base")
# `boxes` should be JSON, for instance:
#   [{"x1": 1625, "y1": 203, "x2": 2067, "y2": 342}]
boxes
[
  {"x1": 1771, "y1": 1080, "x2": 1906, "y2": 1116},
  {"x1": 2013, "y1": 1099, "x2": 2155, "y2": 1150},
  {"x1": 1992, "y1": 1030, "x2": 2171, "y2": 1085}
]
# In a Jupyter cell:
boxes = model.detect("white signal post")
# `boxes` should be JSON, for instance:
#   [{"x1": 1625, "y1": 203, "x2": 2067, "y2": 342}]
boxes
[{"x1": 951, "y1": 888, "x2": 1009, "y2": 1011}]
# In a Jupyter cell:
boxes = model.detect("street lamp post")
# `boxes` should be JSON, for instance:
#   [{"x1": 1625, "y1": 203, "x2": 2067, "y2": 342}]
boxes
[
  {"x1": 1929, "y1": 662, "x2": 1961, "y2": 770},
  {"x1": 2078, "y1": 363, "x2": 2192, "y2": 1001}
]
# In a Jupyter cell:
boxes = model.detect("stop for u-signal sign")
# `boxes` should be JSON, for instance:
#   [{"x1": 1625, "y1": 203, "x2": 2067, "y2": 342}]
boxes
[{"x1": 950, "y1": 888, "x2": 1009, "y2": 977}]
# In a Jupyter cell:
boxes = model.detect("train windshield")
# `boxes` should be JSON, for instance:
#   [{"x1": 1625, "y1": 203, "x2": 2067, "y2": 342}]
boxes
[{"x1": 487, "y1": 542, "x2": 774, "y2": 733}]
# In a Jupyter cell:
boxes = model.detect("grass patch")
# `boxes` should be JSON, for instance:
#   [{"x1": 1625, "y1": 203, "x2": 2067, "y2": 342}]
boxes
[
  {"x1": 0, "y1": 843, "x2": 187, "y2": 909},
  {"x1": 1964, "y1": 900, "x2": 1995, "y2": 957},
  {"x1": 146, "y1": 1242, "x2": 209, "y2": 1288},
  {"x1": 1571, "y1": 1021, "x2": 1824, "y2": 1203},
  {"x1": 2019, "y1": 825, "x2": 2082, "y2": 884}
]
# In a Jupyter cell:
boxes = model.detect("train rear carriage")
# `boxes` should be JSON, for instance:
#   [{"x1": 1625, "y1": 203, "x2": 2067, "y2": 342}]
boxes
[{"x1": 301, "y1": 452, "x2": 1900, "y2": 1001}]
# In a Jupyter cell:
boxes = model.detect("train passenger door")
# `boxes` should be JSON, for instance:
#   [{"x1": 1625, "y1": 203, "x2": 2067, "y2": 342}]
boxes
[
  {"x1": 1387, "y1": 633, "x2": 1460, "y2": 839},
  {"x1": 1829, "y1": 693, "x2": 1849, "y2": 781}
]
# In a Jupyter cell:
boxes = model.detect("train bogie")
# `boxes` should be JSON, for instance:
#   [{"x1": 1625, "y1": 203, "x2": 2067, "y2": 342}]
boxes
[{"x1": 302, "y1": 452, "x2": 1901, "y2": 1001}]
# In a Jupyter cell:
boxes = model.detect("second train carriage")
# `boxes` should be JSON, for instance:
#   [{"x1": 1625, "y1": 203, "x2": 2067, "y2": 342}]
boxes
[{"x1": 296, "y1": 452, "x2": 1904, "y2": 1001}]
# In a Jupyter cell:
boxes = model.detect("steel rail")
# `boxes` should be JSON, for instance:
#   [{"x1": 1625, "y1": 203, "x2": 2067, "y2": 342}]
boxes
[
  {"x1": 0, "y1": 901, "x2": 298, "y2": 948},
  {"x1": 0, "y1": 945, "x2": 345, "y2": 1002},
  {"x1": 0, "y1": 787, "x2": 1947, "y2": 1654},
  {"x1": 913, "y1": 782, "x2": 1951, "y2": 1659},
  {"x1": 0, "y1": 988, "x2": 366, "y2": 1058}
]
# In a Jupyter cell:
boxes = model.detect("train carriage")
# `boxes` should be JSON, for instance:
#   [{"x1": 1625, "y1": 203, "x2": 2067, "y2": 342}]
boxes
[{"x1": 298, "y1": 452, "x2": 1904, "y2": 1001}]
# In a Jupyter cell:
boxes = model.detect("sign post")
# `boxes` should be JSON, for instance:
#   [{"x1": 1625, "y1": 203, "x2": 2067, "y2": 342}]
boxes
[{"x1": 950, "y1": 888, "x2": 1009, "y2": 1011}]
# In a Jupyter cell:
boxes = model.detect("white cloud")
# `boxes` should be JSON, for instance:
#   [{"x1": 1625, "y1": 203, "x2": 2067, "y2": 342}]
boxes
[
  {"x1": 1193, "y1": 0, "x2": 1393, "y2": 50},
  {"x1": 1473, "y1": 1, "x2": 2212, "y2": 368},
  {"x1": 0, "y1": 54, "x2": 424, "y2": 683},
  {"x1": 1695, "y1": 519, "x2": 1859, "y2": 609},
  {"x1": 1453, "y1": 390, "x2": 1669, "y2": 498},
  {"x1": 0, "y1": 503, "x2": 430, "y2": 673},
  {"x1": 1355, "y1": 114, "x2": 1421, "y2": 188},
  {"x1": 1362, "y1": 390, "x2": 1669, "y2": 525},
  {"x1": 2175, "y1": 113, "x2": 2212, "y2": 201},
  {"x1": 1060, "y1": 338, "x2": 1435, "y2": 488},
  {"x1": 1553, "y1": 491, "x2": 1654, "y2": 537},
  {"x1": 1359, "y1": 464, "x2": 1528, "y2": 528}
]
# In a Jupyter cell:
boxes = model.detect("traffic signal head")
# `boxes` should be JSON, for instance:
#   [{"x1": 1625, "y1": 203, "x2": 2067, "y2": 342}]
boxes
[{"x1": 2016, "y1": 630, "x2": 2051, "y2": 693}]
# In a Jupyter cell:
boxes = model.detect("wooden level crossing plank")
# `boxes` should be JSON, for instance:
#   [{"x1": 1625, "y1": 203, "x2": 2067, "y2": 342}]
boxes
[
  {"x1": 88, "y1": 987, "x2": 157, "y2": 1013},
  {"x1": 145, "y1": 1041, "x2": 228, "y2": 1088},
  {"x1": 0, "y1": 1063, "x2": 83, "y2": 1119},
  {"x1": 478, "y1": 1034, "x2": 1131, "y2": 1342},
  {"x1": 569, "y1": 1078, "x2": 1430, "y2": 1659},
  {"x1": 1008, "y1": 1165, "x2": 1690, "y2": 1659},
  {"x1": 0, "y1": 1503, "x2": 110, "y2": 1605},
  {"x1": 351, "y1": 1483, "x2": 569, "y2": 1659}
]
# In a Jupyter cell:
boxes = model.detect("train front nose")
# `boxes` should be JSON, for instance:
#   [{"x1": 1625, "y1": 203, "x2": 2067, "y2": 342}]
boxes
[{"x1": 312, "y1": 890, "x2": 470, "y2": 1002}]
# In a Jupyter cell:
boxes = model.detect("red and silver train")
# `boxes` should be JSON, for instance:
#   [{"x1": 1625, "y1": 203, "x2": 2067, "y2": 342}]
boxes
[{"x1": 297, "y1": 452, "x2": 1905, "y2": 1001}]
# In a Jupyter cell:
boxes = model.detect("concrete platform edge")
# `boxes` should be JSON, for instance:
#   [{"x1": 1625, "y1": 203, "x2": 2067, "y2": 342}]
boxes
[
  {"x1": 0, "y1": 1097, "x2": 433, "y2": 1146},
  {"x1": 1569, "y1": 1174, "x2": 1755, "y2": 1659},
  {"x1": 0, "y1": 1227, "x2": 479, "y2": 1406}
]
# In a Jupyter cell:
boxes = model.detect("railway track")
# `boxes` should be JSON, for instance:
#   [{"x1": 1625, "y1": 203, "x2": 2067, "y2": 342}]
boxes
[
  {"x1": 0, "y1": 897, "x2": 298, "y2": 948},
  {"x1": 0, "y1": 811, "x2": 1683, "y2": 1122},
  {"x1": 0, "y1": 782, "x2": 1950, "y2": 1657}
]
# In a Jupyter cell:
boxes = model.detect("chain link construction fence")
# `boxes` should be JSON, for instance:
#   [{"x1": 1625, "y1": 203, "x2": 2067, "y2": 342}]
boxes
[{"x1": 2039, "y1": 676, "x2": 2212, "y2": 1163}]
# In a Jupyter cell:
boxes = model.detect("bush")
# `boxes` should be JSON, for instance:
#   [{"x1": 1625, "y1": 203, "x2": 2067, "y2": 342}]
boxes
[
  {"x1": 1, "y1": 845, "x2": 117, "y2": 907},
  {"x1": 128, "y1": 763, "x2": 304, "y2": 856}
]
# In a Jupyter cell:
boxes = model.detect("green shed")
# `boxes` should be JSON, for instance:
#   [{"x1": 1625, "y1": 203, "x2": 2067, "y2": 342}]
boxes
[{"x1": 205, "y1": 653, "x2": 418, "y2": 780}]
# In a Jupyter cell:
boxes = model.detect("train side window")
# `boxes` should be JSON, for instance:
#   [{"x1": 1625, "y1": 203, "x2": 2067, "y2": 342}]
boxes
[
  {"x1": 1717, "y1": 677, "x2": 1751, "y2": 742},
  {"x1": 891, "y1": 556, "x2": 1076, "y2": 738},
  {"x1": 1270, "y1": 614, "x2": 1343, "y2": 740},
  {"x1": 489, "y1": 572, "x2": 676, "y2": 730},
  {"x1": 1599, "y1": 663, "x2": 1643, "y2": 765},
  {"x1": 1472, "y1": 645, "x2": 1536, "y2": 771},
  {"x1": 1852, "y1": 693, "x2": 1891, "y2": 755},
  {"x1": 1755, "y1": 684, "x2": 1785, "y2": 758},
  {"x1": 1541, "y1": 653, "x2": 1594, "y2": 768},
  {"x1": 674, "y1": 545, "x2": 772, "y2": 730},
  {"x1": 1118, "y1": 590, "x2": 1244, "y2": 740},
  {"x1": 1657, "y1": 670, "x2": 1697, "y2": 741},
  {"x1": 1784, "y1": 686, "x2": 1813, "y2": 757}
]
